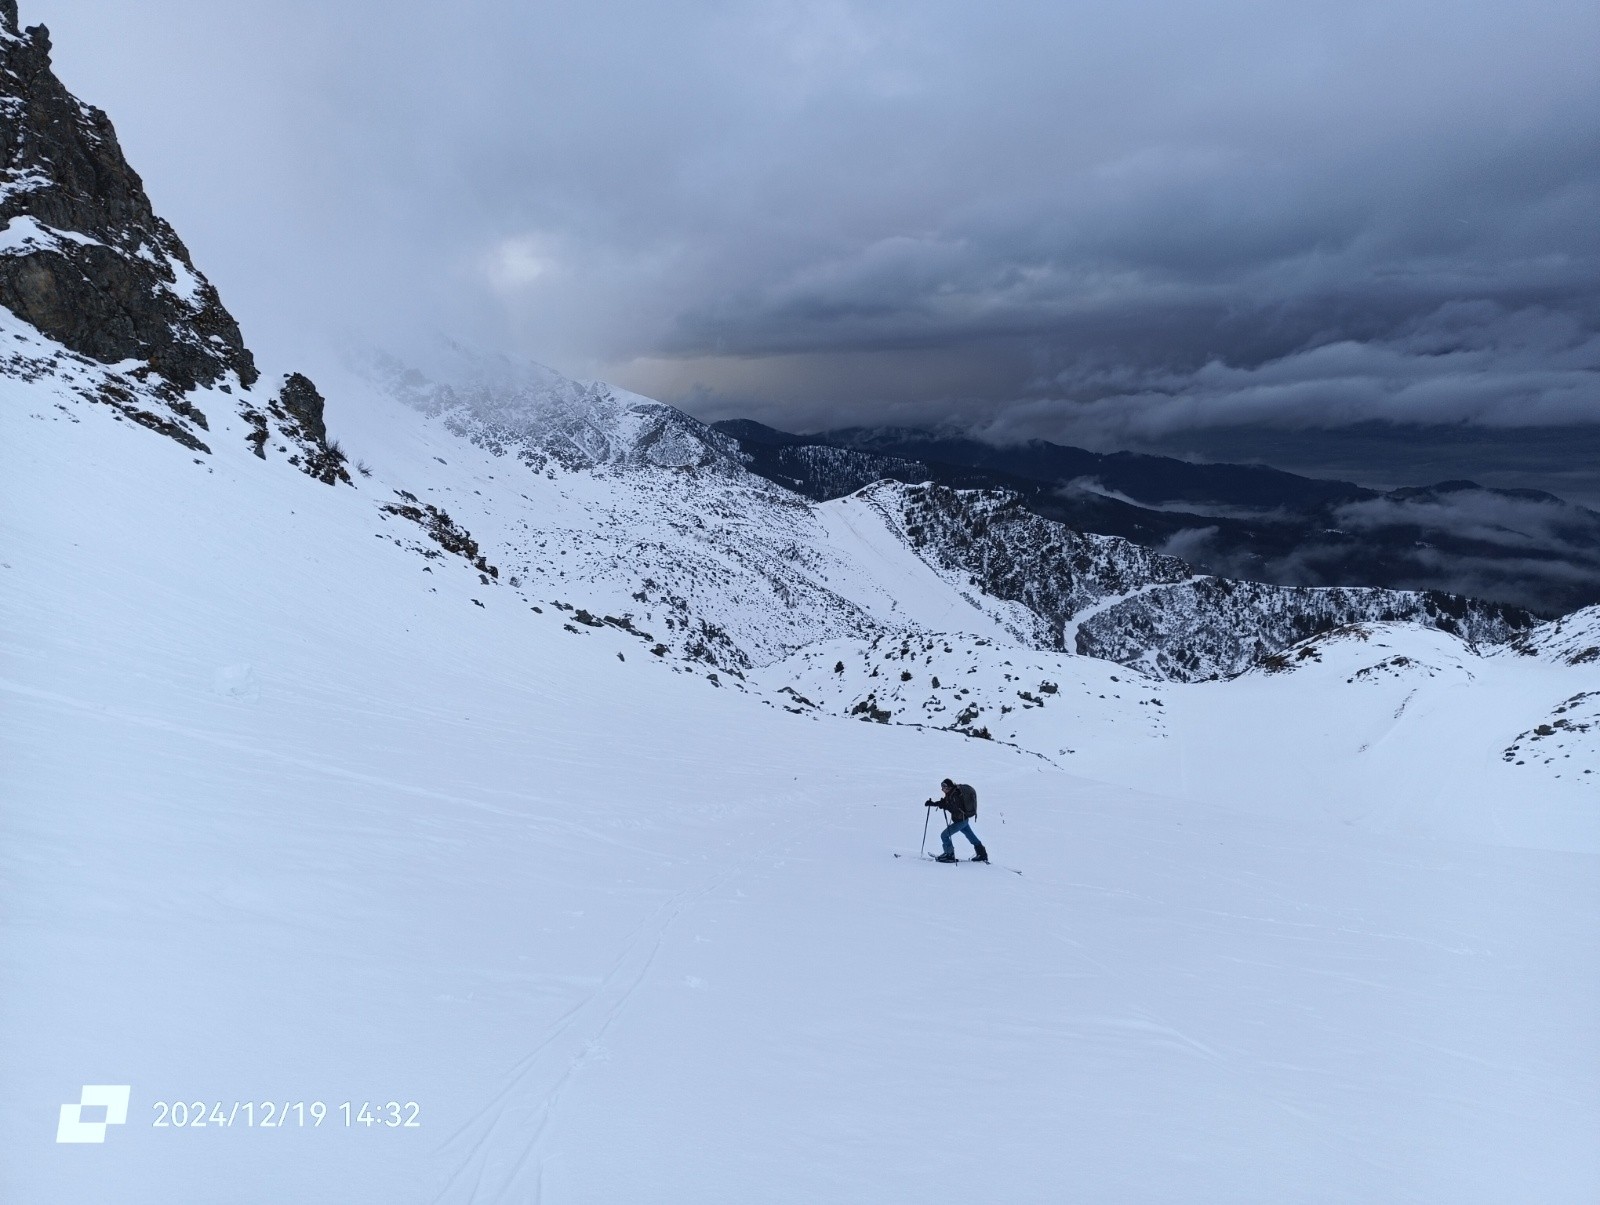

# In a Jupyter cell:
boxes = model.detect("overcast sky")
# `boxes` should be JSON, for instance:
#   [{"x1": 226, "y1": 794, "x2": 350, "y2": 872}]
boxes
[{"x1": 26, "y1": 0, "x2": 1600, "y2": 482}]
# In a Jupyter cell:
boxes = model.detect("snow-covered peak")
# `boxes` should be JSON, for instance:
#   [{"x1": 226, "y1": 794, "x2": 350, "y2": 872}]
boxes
[{"x1": 358, "y1": 341, "x2": 742, "y2": 474}]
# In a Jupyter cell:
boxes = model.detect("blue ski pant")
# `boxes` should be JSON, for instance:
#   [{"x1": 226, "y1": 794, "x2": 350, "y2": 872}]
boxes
[{"x1": 941, "y1": 820, "x2": 982, "y2": 856}]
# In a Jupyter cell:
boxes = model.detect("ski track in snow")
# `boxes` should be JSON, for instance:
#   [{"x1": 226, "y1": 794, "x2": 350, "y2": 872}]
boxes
[{"x1": 433, "y1": 818, "x2": 802, "y2": 1204}]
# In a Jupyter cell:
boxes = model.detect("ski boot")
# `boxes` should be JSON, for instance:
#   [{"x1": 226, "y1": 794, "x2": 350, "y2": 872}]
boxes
[
  {"x1": 972, "y1": 845, "x2": 989, "y2": 863},
  {"x1": 934, "y1": 851, "x2": 957, "y2": 863}
]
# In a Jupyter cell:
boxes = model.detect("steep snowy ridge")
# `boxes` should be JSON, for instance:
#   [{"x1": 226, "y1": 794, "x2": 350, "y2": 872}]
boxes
[
  {"x1": 889, "y1": 482, "x2": 1194, "y2": 625},
  {"x1": 813, "y1": 489, "x2": 1046, "y2": 643},
  {"x1": 321, "y1": 377, "x2": 879, "y2": 675}
]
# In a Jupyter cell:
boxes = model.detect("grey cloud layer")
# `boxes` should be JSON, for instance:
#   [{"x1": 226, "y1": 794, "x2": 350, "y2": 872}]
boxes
[{"x1": 29, "y1": 0, "x2": 1600, "y2": 449}]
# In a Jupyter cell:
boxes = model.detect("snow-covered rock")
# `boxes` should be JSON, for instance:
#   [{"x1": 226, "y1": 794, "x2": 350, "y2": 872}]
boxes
[{"x1": 1502, "y1": 604, "x2": 1600, "y2": 666}]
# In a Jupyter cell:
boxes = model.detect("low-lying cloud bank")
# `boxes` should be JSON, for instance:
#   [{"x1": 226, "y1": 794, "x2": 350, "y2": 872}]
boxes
[
  {"x1": 1155, "y1": 484, "x2": 1600, "y2": 615},
  {"x1": 983, "y1": 302, "x2": 1600, "y2": 447}
]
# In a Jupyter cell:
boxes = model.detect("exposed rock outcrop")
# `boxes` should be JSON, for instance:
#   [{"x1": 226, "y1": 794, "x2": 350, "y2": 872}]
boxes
[
  {"x1": 0, "y1": 4, "x2": 352, "y2": 483},
  {"x1": 242, "y1": 373, "x2": 351, "y2": 484},
  {"x1": 379, "y1": 491, "x2": 498, "y2": 579},
  {"x1": 0, "y1": 5, "x2": 256, "y2": 400}
]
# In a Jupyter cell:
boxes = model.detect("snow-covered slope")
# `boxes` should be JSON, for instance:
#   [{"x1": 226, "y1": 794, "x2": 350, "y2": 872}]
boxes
[
  {"x1": 1145, "y1": 622, "x2": 1600, "y2": 848},
  {"x1": 8, "y1": 343, "x2": 1599, "y2": 1205}
]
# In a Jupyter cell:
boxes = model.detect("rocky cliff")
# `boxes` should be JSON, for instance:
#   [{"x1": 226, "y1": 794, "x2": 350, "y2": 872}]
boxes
[
  {"x1": 0, "y1": 2, "x2": 345, "y2": 481},
  {"x1": 0, "y1": 6, "x2": 254, "y2": 390}
]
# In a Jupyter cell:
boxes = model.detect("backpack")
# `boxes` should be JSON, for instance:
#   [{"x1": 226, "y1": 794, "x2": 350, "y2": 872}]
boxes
[{"x1": 958, "y1": 783, "x2": 978, "y2": 819}]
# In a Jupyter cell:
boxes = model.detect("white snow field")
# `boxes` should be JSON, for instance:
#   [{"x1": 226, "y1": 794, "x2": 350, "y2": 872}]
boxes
[{"x1": 4, "y1": 372, "x2": 1598, "y2": 1204}]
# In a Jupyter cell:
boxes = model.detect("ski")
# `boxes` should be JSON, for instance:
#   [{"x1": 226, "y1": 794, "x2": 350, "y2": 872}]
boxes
[{"x1": 894, "y1": 852, "x2": 1021, "y2": 875}]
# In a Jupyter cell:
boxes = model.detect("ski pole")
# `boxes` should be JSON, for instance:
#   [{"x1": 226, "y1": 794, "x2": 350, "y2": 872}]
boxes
[{"x1": 920, "y1": 802, "x2": 932, "y2": 858}]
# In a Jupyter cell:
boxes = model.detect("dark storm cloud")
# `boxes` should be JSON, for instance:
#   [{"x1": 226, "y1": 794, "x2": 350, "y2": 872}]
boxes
[{"x1": 26, "y1": 0, "x2": 1600, "y2": 452}]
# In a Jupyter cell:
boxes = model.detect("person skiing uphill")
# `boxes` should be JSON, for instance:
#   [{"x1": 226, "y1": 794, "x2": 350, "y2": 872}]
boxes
[{"x1": 926, "y1": 778, "x2": 986, "y2": 863}]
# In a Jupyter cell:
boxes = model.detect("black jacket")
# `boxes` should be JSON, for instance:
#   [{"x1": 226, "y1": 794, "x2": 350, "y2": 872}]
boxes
[{"x1": 930, "y1": 783, "x2": 977, "y2": 823}]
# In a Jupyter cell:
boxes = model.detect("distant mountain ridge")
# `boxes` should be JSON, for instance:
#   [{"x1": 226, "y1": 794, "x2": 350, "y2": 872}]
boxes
[{"x1": 713, "y1": 420, "x2": 1600, "y2": 615}]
